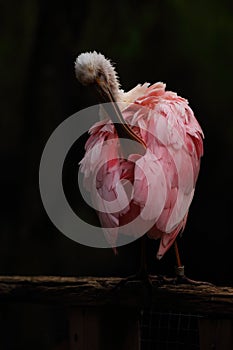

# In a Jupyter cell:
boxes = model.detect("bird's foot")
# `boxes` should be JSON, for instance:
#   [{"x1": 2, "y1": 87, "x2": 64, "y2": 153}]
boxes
[
  {"x1": 111, "y1": 270, "x2": 157, "y2": 292},
  {"x1": 175, "y1": 266, "x2": 213, "y2": 285},
  {"x1": 111, "y1": 266, "x2": 212, "y2": 293},
  {"x1": 175, "y1": 275, "x2": 213, "y2": 286},
  {"x1": 151, "y1": 266, "x2": 213, "y2": 286}
]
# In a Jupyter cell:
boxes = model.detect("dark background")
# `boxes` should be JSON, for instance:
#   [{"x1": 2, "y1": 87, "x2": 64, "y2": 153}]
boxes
[
  {"x1": 1, "y1": 0, "x2": 233, "y2": 283},
  {"x1": 0, "y1": 1, "x2": 233, "y2": 347}
]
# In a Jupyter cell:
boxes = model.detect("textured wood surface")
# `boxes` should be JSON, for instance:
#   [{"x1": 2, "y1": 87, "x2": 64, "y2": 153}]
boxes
[{"x1": 0, "y1": 276, "x2": 232, "y2": 316}]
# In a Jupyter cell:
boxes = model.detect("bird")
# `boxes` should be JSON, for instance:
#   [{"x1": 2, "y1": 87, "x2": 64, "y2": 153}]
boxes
[{"x1": 75, "y1": 51, "x2": 204, "y2": 283}]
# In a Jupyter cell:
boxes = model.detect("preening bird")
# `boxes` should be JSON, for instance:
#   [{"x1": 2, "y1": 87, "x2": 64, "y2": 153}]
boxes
[{"x1": 75, "y1": 51, "x2": 204, "y2": 281}]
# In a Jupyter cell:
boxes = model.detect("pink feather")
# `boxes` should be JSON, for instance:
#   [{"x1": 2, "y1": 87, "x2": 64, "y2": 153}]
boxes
[{"x1": 79, "y1": 82, "x2": 204, "y2": 259}]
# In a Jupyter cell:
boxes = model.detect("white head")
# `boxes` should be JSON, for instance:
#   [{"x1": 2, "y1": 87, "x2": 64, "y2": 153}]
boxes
[{"x1": 75, "y1": 51, "x2": 121, "y2": 101}]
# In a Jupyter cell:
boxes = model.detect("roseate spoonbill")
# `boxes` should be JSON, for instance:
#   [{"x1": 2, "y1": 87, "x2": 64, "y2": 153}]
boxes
[{"x1": 75, "y1": 51, "x2": 204, "y2": 283}]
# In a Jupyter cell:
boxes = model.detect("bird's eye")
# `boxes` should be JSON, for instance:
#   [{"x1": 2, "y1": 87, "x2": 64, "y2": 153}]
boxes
[{"x1": 97, "y1": 71, "x2": 106, "y2": 81}]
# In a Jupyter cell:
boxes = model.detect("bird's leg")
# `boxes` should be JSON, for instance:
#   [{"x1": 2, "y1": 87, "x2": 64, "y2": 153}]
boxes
[
  {"x1": 159, "y1": 240, "x2": 213, "y2": 285},
  {"x1": 174, "y1": 241, "x2": 185, "y2": 279},
  {"x1": 133, "y1": 236, "x2": 164, "y2": 286},
  {"x1": 111, "y1": 236, "x2": 158, "y2": 292},
  {"x1": 118, "y1": 235, "x2": 148, "y2": 283},
  {"x1": 136, "y1": 234, "x2": 148, "y2": 279},
  {"x1": 151, "y1": 241, "x2": 212, "y2": 285}
]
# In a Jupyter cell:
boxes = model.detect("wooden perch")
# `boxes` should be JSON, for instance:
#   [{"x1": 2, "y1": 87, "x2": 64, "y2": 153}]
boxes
[{"x1": 0, "y1": 276, "x2": 232, "y2": 317}]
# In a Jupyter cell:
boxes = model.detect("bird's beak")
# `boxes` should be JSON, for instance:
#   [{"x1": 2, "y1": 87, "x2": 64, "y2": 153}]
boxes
[
  {"x1": 94, "y1": 78, "x2": 125, "y2": 125},
  {"x1": 95, "y1": 77, "x2": 114, "y2": 102},
  {"x1": 94, "y1": 78, "x2": 147, "y2": 151}
]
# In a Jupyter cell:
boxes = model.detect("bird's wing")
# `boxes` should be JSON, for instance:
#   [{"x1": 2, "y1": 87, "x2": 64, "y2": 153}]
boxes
[
  {"x1": 131, "y1": 150, "x2": 167, "y2": 222},
  {"x1": 122, "y1": 82, "x2": 203, "y2": 235},
  {"x1": 79, "y1": 120, "x2": 132, "y2": 248}
]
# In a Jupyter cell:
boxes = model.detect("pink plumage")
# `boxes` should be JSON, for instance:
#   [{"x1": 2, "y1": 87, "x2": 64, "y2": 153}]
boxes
[{"x1": 77, "y1": 57, "x2": 204, "y2": 259}]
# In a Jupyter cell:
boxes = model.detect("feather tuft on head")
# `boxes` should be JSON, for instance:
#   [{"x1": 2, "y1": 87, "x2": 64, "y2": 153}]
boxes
[{"x1": 75, "y1": 51, "x2": 121, "y2": 100}]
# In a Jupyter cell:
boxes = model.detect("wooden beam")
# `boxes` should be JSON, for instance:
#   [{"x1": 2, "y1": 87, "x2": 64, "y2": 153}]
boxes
[{"x1": 0, "y1": 276, "x2": 232, "y2": 317}]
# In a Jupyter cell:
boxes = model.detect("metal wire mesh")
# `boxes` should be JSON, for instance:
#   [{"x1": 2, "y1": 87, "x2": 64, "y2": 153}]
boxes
[{"x1": 140, "y1": 309, "x2": 202, "y2": 350}]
